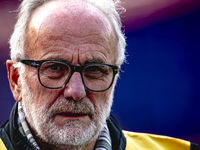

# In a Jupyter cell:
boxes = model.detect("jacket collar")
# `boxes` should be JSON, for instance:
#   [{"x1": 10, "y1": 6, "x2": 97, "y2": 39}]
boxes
[
  {"x1": 9, "y1": 102, "x2": 38, "y2": 150},
  {"x1": 107, "y1": 115, "x2": 126, "y2": 150},
  {"x1": 5, "y1": 102, "x2": 126, "y2": 150}
]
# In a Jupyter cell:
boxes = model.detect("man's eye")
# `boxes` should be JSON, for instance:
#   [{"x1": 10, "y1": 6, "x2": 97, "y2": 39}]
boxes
[
  {"x1": 84, "y1": 65, "x2": 109, "y2": 75},
  {"x1": 85, "y1": 66, "x2": 108, "y2": 74},
  {"x1": 49, "y1": 64, "x2": 61, "y2": 70},
  {"x1": 86, "y1": 66, "x2": 100, "y2": 72}
]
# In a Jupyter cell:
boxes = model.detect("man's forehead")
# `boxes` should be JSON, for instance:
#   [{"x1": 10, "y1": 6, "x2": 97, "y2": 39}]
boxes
[
  {"x1": 28, "y1": 0, "x2": 112, "y2": 36},
  {"x1": 25, "y1": 0, "x2": 117, "y2": 64}
]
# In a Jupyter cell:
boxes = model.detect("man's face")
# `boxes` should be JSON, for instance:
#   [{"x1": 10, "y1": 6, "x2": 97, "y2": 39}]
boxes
[{"x1": 20, "y1": 1, "x2": 117, "y2": 147}]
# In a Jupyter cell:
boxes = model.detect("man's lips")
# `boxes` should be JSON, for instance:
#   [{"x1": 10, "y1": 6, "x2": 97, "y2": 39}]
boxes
[
  {"x1": 56, "y1": 112, "x2": 88, "y2": 118},
  {"x1": 50, "y1": 111, "x2": 92, "y2": 125}
]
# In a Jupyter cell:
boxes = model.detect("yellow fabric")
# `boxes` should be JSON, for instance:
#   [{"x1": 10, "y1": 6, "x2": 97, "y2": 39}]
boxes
[
  {"x1": 0, "y1": 131, "x2": 191, "y2": 150},
  {"x1": 0, "y1": 138, "x2": 7, "y2": 150},
  {"x1": 123, "y1": 131, "x2": 190, "y2": 150}
]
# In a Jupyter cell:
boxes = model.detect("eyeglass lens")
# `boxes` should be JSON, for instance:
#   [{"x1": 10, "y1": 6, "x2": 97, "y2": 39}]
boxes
[{"x1": 38, "y1": 61, "x2": 114, "y2": 91}]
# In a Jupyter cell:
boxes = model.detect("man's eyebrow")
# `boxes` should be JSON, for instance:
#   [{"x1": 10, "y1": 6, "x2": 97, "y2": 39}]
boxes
[
  {"x1": 84, "y1": 58, "x2": 105, "y2": 64},
  {"x1": 44, "y1": 57, "x2": 70, "y2": 63},
  {"x1": 43, "y1": 56, "x2": 105, "y2": 64}
]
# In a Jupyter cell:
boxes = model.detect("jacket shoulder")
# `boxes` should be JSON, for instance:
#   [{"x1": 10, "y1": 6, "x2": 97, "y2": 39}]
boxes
[{"x1": 123, "y1": 130, "x2": 197, "y2": 150}]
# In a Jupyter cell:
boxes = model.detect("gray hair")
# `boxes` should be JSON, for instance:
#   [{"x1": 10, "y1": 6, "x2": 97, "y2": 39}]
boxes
[{"x1": 9, "y1": 0, "x2": 126, "y2": 66}]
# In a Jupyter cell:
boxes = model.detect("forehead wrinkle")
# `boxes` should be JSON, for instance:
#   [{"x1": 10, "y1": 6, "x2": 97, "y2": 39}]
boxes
[
  {"x1": 39, "y1": 47, "x2": 71, "y2": 58},
  {"x1": 85, "y1": 58, "x2": 105, "y2": 64},
  {"x1": 36, "y1": 27, "x2": 111, "y2": 55},
  {"x1": 38, "y1": 23, "x2": 112, "y2": 50},
  {"x1": 78, "y1": 50, "x2": 108, "y2": 65},
  {"x1": 37, "y1": 31, "x2": 106, "y2": 46}
]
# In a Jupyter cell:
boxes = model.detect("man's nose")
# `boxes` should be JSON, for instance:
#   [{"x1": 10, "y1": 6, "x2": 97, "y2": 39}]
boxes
[{"x1": 63, "y1": 72, "x2": 86, "y2": 101}]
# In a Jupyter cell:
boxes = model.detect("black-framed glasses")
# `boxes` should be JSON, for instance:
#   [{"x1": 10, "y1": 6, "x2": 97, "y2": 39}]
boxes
[{"x1": 19, "y1": 59, "x2": 120, "y2": 92}]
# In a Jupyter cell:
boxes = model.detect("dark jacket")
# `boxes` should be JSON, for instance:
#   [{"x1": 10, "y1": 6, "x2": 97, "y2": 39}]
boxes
[{"x1": 0, "y1": 102, "x2": 199, "y2": 150}]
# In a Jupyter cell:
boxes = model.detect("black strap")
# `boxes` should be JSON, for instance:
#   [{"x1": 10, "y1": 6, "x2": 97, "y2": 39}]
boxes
[
  {"x1": 0, "y1": 127, "x2": 15, "y2": 150},
  {"x1": 107, "y1": 115, "x2": 126, "y2": 150},
  {"x1": 191, "y1": 142, "x2": 199, "y2": 150}
]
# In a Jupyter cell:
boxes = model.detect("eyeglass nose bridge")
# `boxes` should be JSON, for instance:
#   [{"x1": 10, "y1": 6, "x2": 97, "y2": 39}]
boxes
[
  {"x1": 71, "y1": 65, "x2": 84, "y2": 73},
  {"x1": 63, "y1": 64, "x2": 85, "y2": 88},
  {"x1": 69, "y1": 65, "x2": 85, "y2": 78}
]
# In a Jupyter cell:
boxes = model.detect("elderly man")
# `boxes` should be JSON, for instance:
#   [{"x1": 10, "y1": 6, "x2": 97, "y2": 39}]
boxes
[{"x1": 0, "y1": 0, "x2": 199, "y2": 150}]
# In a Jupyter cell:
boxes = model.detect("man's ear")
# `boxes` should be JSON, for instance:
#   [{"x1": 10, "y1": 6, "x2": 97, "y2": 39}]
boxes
[{"x1": 6, "y1": 60, "x2": 22, "y2": 102}]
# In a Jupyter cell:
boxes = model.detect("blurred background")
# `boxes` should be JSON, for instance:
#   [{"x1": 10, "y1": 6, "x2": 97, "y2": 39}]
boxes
[{"x1": 0, "y1": 0, "x2": 200, "y2": 145}]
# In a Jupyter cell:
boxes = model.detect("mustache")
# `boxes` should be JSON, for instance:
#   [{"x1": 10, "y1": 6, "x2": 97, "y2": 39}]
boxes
[{"x1": 47, "y1": 99, "x2": 95, "y2": 120}]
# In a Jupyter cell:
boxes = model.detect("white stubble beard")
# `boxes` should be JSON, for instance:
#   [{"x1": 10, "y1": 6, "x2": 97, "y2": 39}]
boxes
[{"x1": 20, "y1": 77, "x2": 114, "y2": 149}]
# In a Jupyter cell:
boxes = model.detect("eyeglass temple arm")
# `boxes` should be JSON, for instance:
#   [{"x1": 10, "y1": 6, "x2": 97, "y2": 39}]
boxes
[{"x1": 19, "y1": 59, "x2": 40, "y2": 68}]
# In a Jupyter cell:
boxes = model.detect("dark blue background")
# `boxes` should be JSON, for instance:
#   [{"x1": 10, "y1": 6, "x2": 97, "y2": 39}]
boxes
[
  {"x1": 0, "y1": 8, "x2": 200, "y2": 144},
  {"x1": 112, "y1": 10, "x2": 200, "y2": 142}
]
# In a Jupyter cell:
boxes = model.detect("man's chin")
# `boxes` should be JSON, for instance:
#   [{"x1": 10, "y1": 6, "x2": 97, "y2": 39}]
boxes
[{"x1": 35, "y1": 119, "x2": 97, "y2": 146}]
